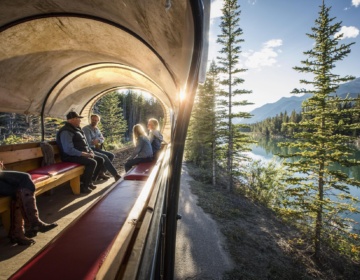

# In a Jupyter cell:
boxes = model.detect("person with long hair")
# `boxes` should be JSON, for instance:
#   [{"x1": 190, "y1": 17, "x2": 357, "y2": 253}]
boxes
[
  {"x1": 0, "y1": 161, "x2": 58, "y2": 246},
  {"x1": 124, "y1": 124, "x2": 153, "y2": 172}
]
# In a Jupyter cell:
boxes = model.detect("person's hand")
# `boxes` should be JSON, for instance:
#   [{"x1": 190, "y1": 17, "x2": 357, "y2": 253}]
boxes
[
  {"x1": 0, "y1": 161, "x2": 4, "y2": 171},
  {"x1": 82, "y1": 152, "x2": 93, "y2": 158}
]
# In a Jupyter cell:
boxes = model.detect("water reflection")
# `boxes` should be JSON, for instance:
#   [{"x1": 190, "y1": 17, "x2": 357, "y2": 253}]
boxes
[
  {"x1": 252, "y1": 136, "x2": 360, "y2": 181},
  {"x1": 248, "y1": 136, "x2": 360, "y2": 230}
]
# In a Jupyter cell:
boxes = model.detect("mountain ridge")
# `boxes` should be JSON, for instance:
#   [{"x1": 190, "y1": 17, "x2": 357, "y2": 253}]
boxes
[{"x1": 241, "y1": 77, "x2": 360, "y2": 124}]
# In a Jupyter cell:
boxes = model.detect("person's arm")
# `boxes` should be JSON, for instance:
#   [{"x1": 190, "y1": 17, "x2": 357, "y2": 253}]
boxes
[
  {"x1": 82, "y1": 125, "x2": 94, "y2": 148},
  {"x1": 59, "y1": 130, "x2": 82, "y2": 156},
  {"x1": 131, "y1": 138, "x2": 143, "y2": 158},
  {"x1": 153, "y1": 130, "x2": 163, "y2": 142},
  {"x1": 82, "y1": 126, "x2": 93, "y2": 148},
  {"x1": 148, "y1": 131, "x2": 154, "y2": 143},
  {"x1": 95, "y1": 128, "x2": 105, "y2": 144}
]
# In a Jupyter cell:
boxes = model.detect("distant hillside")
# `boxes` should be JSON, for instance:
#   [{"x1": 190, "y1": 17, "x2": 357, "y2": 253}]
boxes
[{"x1": 241, "y1": 77, "x2": 360, "y2": 124}]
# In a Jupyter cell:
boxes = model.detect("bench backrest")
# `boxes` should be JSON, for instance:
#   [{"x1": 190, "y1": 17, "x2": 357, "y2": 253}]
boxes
[{"x1": 0, "y1": 141, "x2": 60, "y2": 172}]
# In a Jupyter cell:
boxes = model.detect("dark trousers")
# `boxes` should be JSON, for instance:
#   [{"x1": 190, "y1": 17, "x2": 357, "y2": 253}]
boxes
[
  {"x1": 125, "y1": 157, "x2": 153, "y2": 172},
  {"x1": 93, "y1": 149, "x2": 118, "y2": 177},
  {"x1": 0, "y1": 171, "x2": 35, "y2": 197},
  {"x1": 61, "y1": 155, "x2": 104, "y2": 187}
]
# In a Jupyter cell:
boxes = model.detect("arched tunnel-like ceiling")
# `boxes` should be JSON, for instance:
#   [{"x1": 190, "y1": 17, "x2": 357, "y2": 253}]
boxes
[
  {"x1": 0, "y1": 15, "x2": 186, "y2": 117},
  {"x1": 0, "y1": 0, "x2": 211, "y2": 136}
]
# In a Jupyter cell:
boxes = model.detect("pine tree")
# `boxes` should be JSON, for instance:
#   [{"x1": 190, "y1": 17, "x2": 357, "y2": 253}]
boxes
[
  {"x1": 279, "y1": 1, "x2": 360, "y2": 260},
  {"x1": 97, "y1": 91, "x2": 127, "y2": 144},
  {"x1": 216, "y1": 0, "x2": 253, "y2": 191},
  {"x1": 186, "y1": 61, "x2": 219, "y2": 184},
  {"x1": 119, "y1": 90, "x2": 164, "y2": 141}
]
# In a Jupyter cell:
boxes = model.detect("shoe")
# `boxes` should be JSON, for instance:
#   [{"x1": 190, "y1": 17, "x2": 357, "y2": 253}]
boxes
[
  {"x1": 10, "y1": 198, "x2": 36, "y2": 246},
  {"x1": 9, "y1": 235, "x2": 35, "y2": 246},
  {"x1": 98, "y1": 173, "x2": 110, "y2": 180},
  {"x1": 80, "y1": 186, "x2": 92, "y2": 194},
  {"x1": 114, "y1": 174, "x2": 121, "y2": 181},
  {"x1": 88, "y1": 183, "x2": 97, "y2": 190},
  {"x1": 25, "y1": 222, "x2": 58, "y2": 237}
]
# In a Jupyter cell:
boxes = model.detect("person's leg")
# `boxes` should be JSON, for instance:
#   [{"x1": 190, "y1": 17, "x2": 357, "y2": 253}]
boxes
[
  {"x1": 17, "y1": 189, "x2": 58, "y2": 237},
  {"x1": 0, "y1": 171, "x2": 35, "y2": 194},
  {"x1": 93, "y1": 152, "x2": 110, "y2": 180},
  {"x1": 92, "y1": 154, "x2": 105, "y2": 181},
  {"x1": 62, "y1": 156, "x2": 96, "y2": 192},
  {"x1": 9, "y1": 198, "x2": 35, "y2": 246},
  {"x1": 94, "y1": 148, "x2": 115, "y2": 162},
  {"x1": 124, "y1": 157, "x2": 146, "y2": 172},
  {"x1": 94, "y1": 151, "x2": 119, "y2": 178},
  {"x1": 142, "y1": 157, "x2": 154, "y2": 164}
]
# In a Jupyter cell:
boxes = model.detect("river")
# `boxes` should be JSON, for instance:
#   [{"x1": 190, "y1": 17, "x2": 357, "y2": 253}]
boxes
[{"x1": 246, "y1": 137, "x2": 360, "y2": 231}]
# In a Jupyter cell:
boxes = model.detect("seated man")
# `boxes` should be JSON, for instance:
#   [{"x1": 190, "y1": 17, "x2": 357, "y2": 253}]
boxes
[
  {"x1": 56, "y1": 111, "x2": 105, "y2": 194},
  {"x1": 82, "y1": 114, "x2": 121, "y2": 181}
]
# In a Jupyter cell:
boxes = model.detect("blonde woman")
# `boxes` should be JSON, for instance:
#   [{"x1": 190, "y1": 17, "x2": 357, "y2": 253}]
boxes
[{"x1": 125, "y1": 124, "x2": 153, "y2": 172}]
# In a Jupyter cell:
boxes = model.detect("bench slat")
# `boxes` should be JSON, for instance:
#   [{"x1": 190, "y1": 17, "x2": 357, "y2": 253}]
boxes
[{"x1": 1, "y1": 147, "x2": 44, "y2": 164}]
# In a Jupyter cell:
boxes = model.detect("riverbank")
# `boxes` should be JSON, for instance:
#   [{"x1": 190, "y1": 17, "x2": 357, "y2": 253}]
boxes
[{"x1": 186, "y1": 162, "x2": 360, "y2": 280}]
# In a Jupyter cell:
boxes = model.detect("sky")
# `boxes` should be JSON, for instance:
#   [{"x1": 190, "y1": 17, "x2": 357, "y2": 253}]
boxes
[{"x1": 208, "y1": 0, "x2": 360, "y2": 112}]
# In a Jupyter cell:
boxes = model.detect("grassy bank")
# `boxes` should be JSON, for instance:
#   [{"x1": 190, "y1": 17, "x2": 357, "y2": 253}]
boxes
[{"x1": 186, "y1": 162, "x2": 360, "y2": 280}]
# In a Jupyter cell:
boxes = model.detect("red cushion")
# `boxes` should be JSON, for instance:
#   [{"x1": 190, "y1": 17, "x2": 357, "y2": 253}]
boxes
[
  {"x1": 124, "y1": 162, "x2": 154, "y2": 181},
  {"x1": 29, "y1": 162, "x2": 82, "y2": 176},
  {"x1": 30, "y1": 173, "x2": 50, "y2": 183},
  {"x1": 9, "y1": 180, "x2": 145, "y2": 280}
]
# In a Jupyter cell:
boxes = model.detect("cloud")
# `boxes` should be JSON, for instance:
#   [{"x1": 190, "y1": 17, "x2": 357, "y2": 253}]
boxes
[
  {"x1": 334, "y1": 26, "x2": 360, "y2": 39},
  {"x1": 243, "y1": 39, "x2": 283, "y2": 69},
  {"x1": 352, "y1": 0, "x2": 360, "y2": 7},
  {"x1": 210, "y1": 0, "x2": 258, "y2": 22},
  {"x1": 210, "y1": 0, "x2": 223, "y2": 20}
]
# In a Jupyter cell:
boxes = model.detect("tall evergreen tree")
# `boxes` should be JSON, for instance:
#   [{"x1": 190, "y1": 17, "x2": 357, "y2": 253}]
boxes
[
  {"x1": 216, "y1": 0, "x2": 253, "y2": 191},
  {"x1": 97, "y1": 91, "x2": 127, "y2": 144},
  {"x1": 279, "y1": 1, "x2": 360, "y2": 260},
  {"x1": 186, "y1": 61, "x2": 218, "y2": 184},
  {"x1": 119, "y1": 90, "x2": 164, "y2": 140}
]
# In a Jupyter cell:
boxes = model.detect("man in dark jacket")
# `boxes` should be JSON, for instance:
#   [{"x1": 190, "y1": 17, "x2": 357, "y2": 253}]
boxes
[{"x1": 56, "y1": 111, "x2": 104, "y2": 194}]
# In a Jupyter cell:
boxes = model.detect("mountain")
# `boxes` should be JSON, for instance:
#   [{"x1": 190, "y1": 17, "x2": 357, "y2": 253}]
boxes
[{"x1": 242, "y1": 77, "x2": 360, "y2": 124}]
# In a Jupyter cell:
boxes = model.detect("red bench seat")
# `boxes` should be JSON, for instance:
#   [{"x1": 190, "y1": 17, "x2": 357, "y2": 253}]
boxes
[
  {"x1": 123, "y1": 162, "x2": 155, "y2": 181},
  {"x1": 10, "y1": 180, "x2": 146, "y2": 280},
  {"x1": 30, "y1": 173, "x2": 50, "y2": 183},
  {"x1": 29, "y1": 162, "x2": 82, "y2": 176}
]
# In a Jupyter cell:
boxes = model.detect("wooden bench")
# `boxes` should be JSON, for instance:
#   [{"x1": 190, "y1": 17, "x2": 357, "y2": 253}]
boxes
[
  {"x1": 9, "y1": 147, "x2": 167, "y2": 280},
  {"x1": 9, "y1": 179, "x2": 147, "y2": 279},
  {"x1": 9, "y1": 145, "x2": 166, "y2": 280},
  {"x1": 0, "y1": 142, "x2": 84, "y2": 232}
]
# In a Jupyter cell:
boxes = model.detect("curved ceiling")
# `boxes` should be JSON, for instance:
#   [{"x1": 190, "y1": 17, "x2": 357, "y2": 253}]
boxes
[{"x1": 0, "y1": 0, "x2": 204, "y2": 125}]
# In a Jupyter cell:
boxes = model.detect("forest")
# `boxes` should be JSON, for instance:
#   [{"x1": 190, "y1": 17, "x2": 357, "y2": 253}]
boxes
[
  {"x1": 185, "y1": 0, "x2": 360, "y2": 271},
  {"x1": 0, "y1": 89, "x2": 164, "y2": 148},
  {"x1": 250, "y1": 99, "x2": 360, "y2": 138}
]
